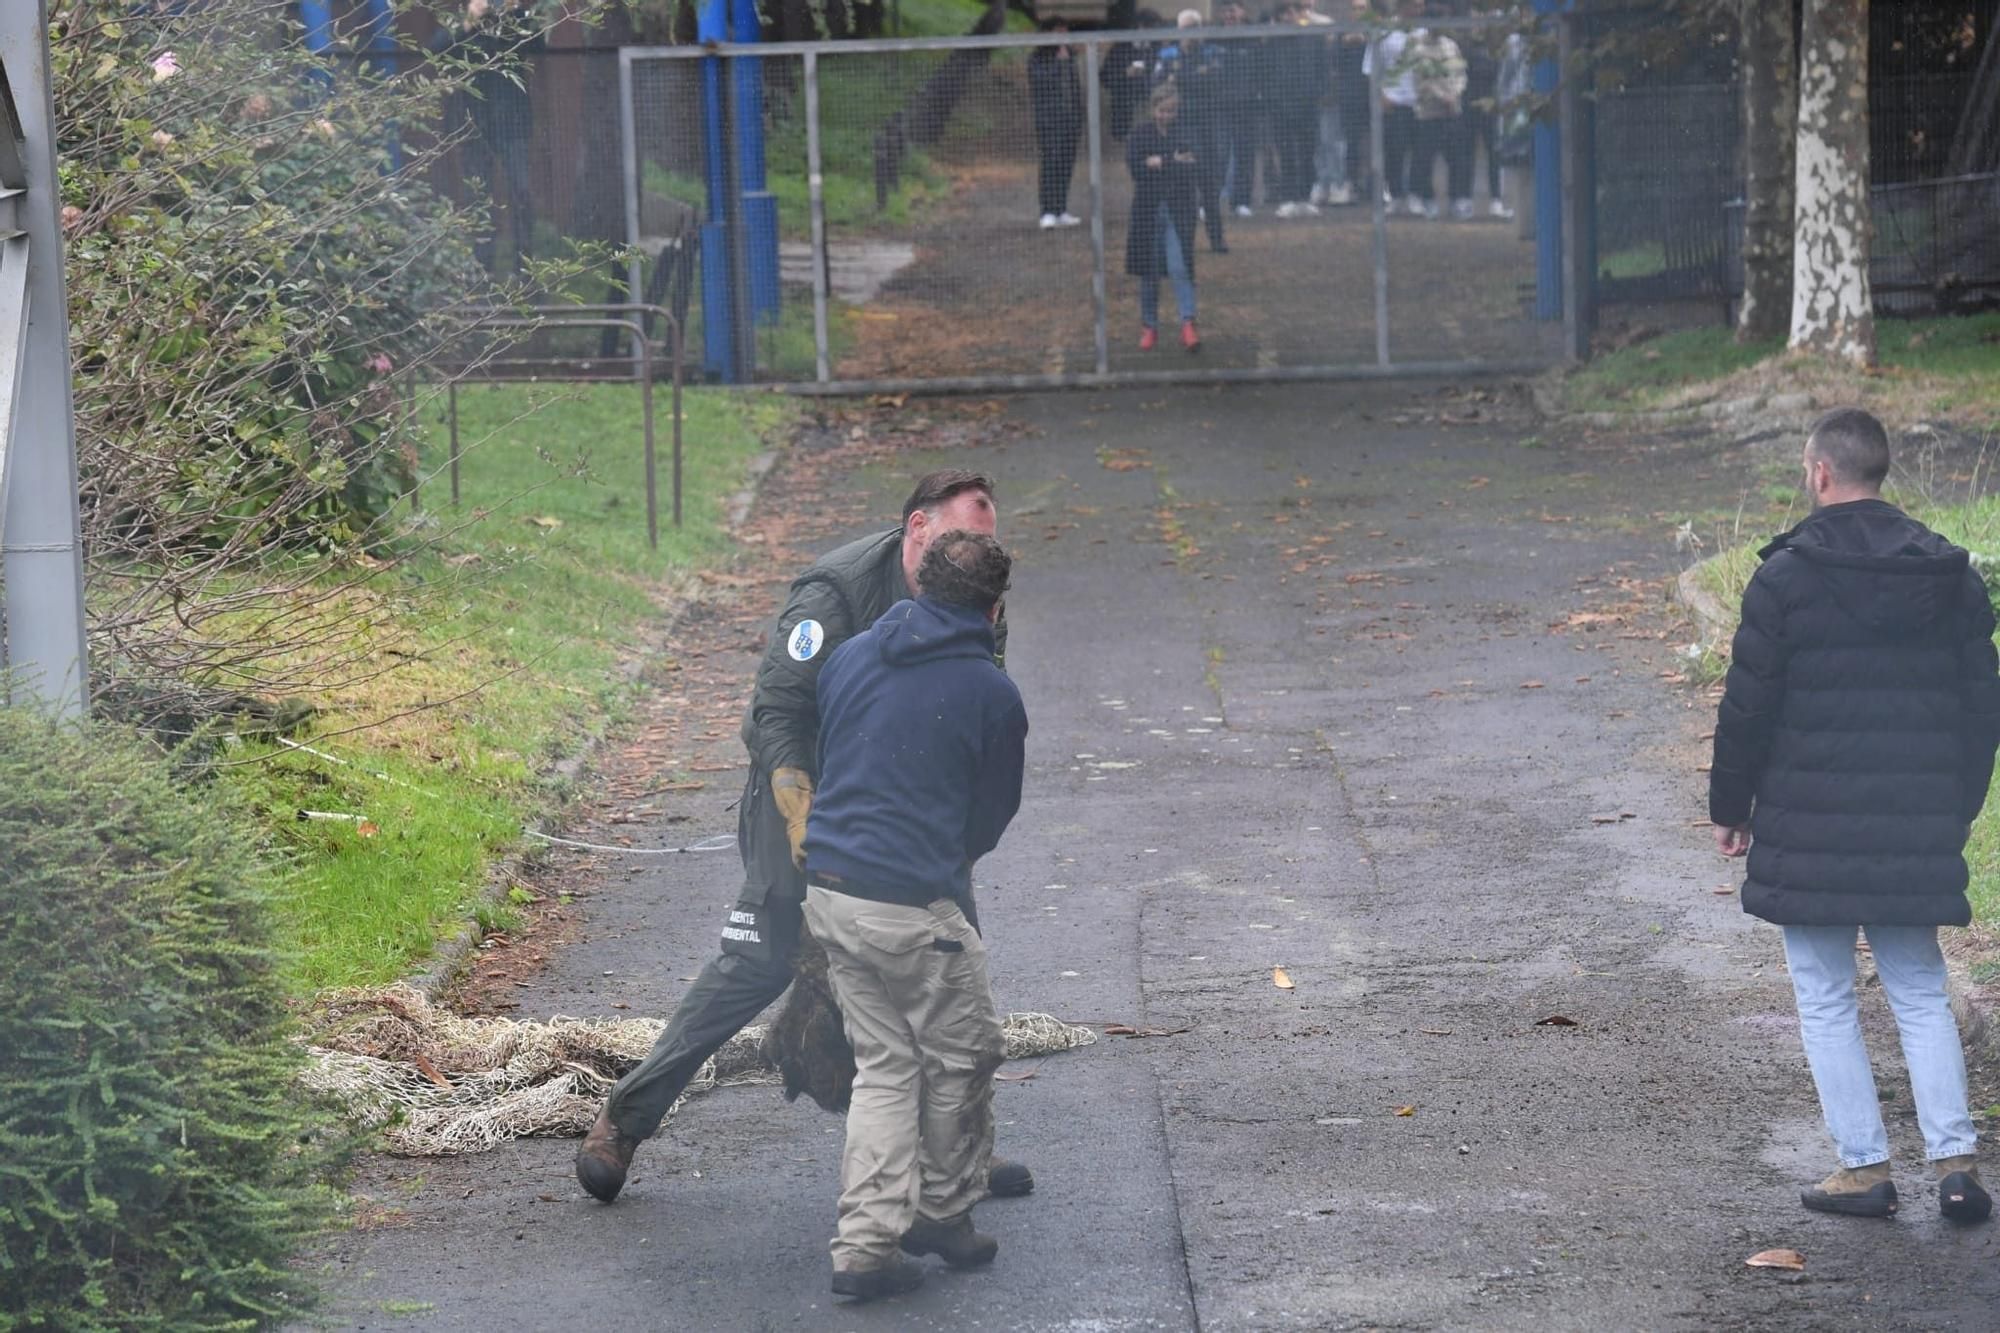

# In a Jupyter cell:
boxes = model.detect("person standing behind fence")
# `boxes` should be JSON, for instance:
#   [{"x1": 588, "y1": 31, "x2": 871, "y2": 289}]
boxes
[
  {"x1": 1215, "y1": 1, "x2": 1262, "y2": 217},
  {"x1": 1103, "y1": 11, "x2": 1164, "y2": 143},
  {"x1": 1711, "y1": 408, "x2": 1999, "y2": 1227},
  {"x1": 1326, "y1": 0, "x2": 1372, "y2": 206},
  {"x1": 1269, "y1": 1, "x2": 1325, "y2": 218},
  {"x1": 1459, "y1": 12, "x2": 1512, "y2": 219},
  {"x1": 1401, "y1": 13, "x2": 1468, "y2": 220},
  {"x1": 1157, "y1": 9, "x2": 1230, "y2": 253},
  {"x1": 1126, "y1": 85, "x2": 1203, "y2": 352},
  {"x1": 1302, "y1": 0, "x2": 1343, "y2": 208},
  {"x1": 1029, "y1": 23, "x2": 1085, "y2": 230},
  {"x1": 1364, "y1": 10, "x2": 1418, "y2": 212}
]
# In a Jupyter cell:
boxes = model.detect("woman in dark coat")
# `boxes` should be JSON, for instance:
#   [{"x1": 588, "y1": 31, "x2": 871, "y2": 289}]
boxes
[
  {"x1": 1028, "y1": 23, "x2": 1085, "y2": 227},
  {"x1": 1125, "y1": 84, "x2": 1203, "y2": 351}
]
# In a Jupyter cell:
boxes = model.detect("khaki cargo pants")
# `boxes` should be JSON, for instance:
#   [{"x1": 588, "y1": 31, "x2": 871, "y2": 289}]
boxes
[{"x1": 802, "y1": 885, "x2": 1006, "y2": 1271}]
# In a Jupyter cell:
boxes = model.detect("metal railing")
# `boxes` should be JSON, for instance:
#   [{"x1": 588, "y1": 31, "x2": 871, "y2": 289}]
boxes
[
  {"x1": 0, "y1": 2, "x2": 90, "y2": 717},
  {"x1": 432, "y1": 304, "x2": 686, "y2": 548}
]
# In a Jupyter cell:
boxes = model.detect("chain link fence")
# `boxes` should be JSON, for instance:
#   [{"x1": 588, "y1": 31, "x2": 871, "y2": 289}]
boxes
[{"x1": 619, "y1": 18, "x2": 1559, "y2": 390}]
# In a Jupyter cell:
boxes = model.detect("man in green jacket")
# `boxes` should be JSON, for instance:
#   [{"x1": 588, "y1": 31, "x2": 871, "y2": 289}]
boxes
[{"x1": 575, "y1": 469, "x2": 1033, "y2": 1204}]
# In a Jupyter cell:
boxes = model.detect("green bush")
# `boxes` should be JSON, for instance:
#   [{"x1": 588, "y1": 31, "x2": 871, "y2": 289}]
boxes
[{"x1": 0, "y1": 708, "x2": 342, "y2": 1330}]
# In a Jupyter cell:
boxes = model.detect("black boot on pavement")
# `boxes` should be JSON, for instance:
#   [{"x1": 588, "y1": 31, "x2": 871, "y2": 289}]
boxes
[
  {"x1": 574, "y1": 1105, "x2": 638, "y2": 1203},
  {"x1": 1801, "y1": 1162, "x2": 1898, "y2": 1218},
  {"x1": 831, "y1": 1256, "x2": 928, "y2": 1301},
  {"x1": 988, "y1": 1155, "x2": 1034, "y2": 1198},
  {"x1": 1936, "y1": 1155, "x2": 1992, "y2": 1223},
  {"x1": 901, "y1": 1211, "x2": 999, "y2": 1268}
]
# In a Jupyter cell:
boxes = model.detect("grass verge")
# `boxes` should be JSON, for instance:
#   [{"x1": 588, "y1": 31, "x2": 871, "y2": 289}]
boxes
[
  {"x1": 1692, "y1": 492, "x2": 2000, "y2": 924},
  {"x1": 1561, "y1": 313, "x2": 2000, "y2": 425},
  {"x1": 216, "y1": 383, "x2": 789, "y2": 994}
]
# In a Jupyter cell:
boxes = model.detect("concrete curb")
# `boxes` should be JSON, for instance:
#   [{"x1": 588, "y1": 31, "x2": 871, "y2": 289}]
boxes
[
  {"x1": 1530, "y1": 372, "x2": 1822, "y2": 436},
  {"x1": 1680, "y1": 548, "x2": 2000, "y2": 1067},
  {"x1": 405, "y1": 444, "x2": 788, "y2": 1000}
]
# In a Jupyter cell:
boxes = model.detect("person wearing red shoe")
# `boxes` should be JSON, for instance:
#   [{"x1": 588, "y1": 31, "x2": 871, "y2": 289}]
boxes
[{"x1": 1126, "y1": 84, "x2": 1202, "y2": 352}]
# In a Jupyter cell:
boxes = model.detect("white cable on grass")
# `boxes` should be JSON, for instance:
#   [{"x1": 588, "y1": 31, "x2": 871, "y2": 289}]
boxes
[{"x1": 523, "y1": 829, "x2": 737, "y2": 855}]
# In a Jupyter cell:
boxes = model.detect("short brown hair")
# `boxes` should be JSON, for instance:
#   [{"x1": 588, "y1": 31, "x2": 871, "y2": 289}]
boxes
[
  {"x1": 917, "y1": 531, "x2": 1012, "y2": 612},
  {"x1": 902, "y1": 469, "x2": 996, "y2": 524}
]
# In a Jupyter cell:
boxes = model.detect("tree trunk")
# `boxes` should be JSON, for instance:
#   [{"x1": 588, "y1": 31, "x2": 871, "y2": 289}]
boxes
[
  {"x1": 1788, "y1": 0, "x2": 1873, "y2": 367},
  {"x1": 1736, "y1": 0, "x2": 1795, "y2": 342}
]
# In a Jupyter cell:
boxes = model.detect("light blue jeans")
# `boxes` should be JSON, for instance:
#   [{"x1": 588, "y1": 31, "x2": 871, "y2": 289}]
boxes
[
  {"x1": 1782, "y1": 924, "x2": 1978, "y2": 1167},
  {"x1": 1139, "y1": 212, "x2": 1196, "y2": 330}
]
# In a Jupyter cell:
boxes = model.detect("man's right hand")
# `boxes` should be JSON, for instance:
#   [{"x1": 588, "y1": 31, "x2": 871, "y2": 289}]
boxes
[
  {"x1": 771, "y1": 767, "x2": 814, "y2": 871},
  {"x1": 1713, "y1": 823, "x2": 1751, "y2": 858}
]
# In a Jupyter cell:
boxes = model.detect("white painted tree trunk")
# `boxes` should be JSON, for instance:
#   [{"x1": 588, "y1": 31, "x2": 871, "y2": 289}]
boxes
[{"x1": 1789, "y1": 0, "x2": 1875, "y2": 367}]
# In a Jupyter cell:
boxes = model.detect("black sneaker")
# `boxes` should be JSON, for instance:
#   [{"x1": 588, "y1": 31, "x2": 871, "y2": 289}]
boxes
[{"x1": 831, "y1": 1257, "x2": 927, "y2": 1301}]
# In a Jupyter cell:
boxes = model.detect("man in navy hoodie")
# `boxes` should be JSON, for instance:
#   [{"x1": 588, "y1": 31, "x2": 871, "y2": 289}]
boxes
[{"x1": 802, "y1": 531, "x2": 1028, "y2": 1302}]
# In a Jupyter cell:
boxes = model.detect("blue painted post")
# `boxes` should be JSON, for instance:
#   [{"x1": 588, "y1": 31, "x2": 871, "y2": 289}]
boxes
[
  {"x1": 1532, "y1": 0, "x2": 1564, "y2": 321},
  {"x1": 732, "y1": 0, "x2": 781, "y2": 325},
  {"x1": 361, "y1": 0, "x2": 402, "y2": 171},
  {"x1": 699, "y1": 0, "x2": 736, "y2": 378},
  {"x1": 298, "y1": 0, "x2": 337, "y2": 95}
]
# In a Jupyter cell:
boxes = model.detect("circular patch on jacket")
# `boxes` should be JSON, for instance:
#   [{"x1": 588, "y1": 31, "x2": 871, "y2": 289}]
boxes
[{"x1": 787, "y1": 619, "x2": 825, "y2": 662}]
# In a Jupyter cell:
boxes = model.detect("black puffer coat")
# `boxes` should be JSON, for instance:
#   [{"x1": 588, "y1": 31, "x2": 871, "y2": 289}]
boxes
[{"x1": 1710, "y1": 499, "x2": 2000, "y2": 926}]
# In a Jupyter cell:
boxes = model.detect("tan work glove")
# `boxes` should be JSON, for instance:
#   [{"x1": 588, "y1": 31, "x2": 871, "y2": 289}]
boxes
[{"x1": 770, "y1": 767, "x2": 814, "y2": 871}]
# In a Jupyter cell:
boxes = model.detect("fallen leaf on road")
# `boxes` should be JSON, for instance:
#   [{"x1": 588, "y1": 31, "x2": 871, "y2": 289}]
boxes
[
  {"x1": 1418, "y1": 1027, "x2": 1452, "y2": 1036},
  {"x1": 1102, "y1": 1024, "x2": 1190, "y2": 1039},
  {"x1": 994, "y1": 1062, "x2": 1042, "y2": 1082},
  {"x1": 1746, "y1": 1249, "x2": 1806, "y2": 1271},
  {"x1": 1393, "y1": 1104, "x2": 1417, "y2": 1117},
  {"x1": 1535, "y1": 1015, "x2": 1580, "y2": 1027},
  {"x1": 1273, "y1": 967, "x2": 1295, "y2": 990},
  {"x1": 1712, "y1": 884, "x2": 1736, "y2": 895},
  {"x1": 1520, "y1": 680, "x2": 1545, "y2": 690}
]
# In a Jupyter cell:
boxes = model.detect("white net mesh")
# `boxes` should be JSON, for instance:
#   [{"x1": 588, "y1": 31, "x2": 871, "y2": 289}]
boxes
[{"x1": 297, "y1": 985, "x2": 1098, "y2": 1156}]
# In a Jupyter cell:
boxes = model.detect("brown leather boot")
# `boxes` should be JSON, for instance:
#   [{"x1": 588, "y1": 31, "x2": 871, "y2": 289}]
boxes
[
  {"x1": 1801, "y1": 1161, "x2": 1897, "y2": 1218},
  {"x1": 574, "y1": 1105, "x2": 638, "y2": 1203},
  {"x1": 900, "y1": 1211, "x2": 999, "y2": 1269},
  {"x1": 1935, "y1": 1155, "x2": 1992, "y2": 1224}
]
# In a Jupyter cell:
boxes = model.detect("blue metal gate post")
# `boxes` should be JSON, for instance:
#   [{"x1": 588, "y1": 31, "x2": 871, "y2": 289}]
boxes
[
  {"x1": 732, "y1": 0, "x2": 781, "y2": 326},
  {"x1": 698, "y1": 0, "x2": 737, "y2": 378},
  {"x1": 1531, "y1": 0, "x2": 1565, "y2": 321},
  {"x1": 0, "y1": 2, "x2": 92, "y2": 716}
]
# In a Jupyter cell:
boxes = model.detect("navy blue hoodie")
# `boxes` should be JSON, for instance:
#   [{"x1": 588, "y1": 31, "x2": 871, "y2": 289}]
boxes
[{"x1": 805, "y1": 597, "x2": 1028, "y2": 904}]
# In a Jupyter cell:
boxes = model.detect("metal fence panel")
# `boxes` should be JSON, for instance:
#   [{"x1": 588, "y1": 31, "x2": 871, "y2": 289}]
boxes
[{"x1": 623, "y1": 19, "x2": 1559, "y2": 391}]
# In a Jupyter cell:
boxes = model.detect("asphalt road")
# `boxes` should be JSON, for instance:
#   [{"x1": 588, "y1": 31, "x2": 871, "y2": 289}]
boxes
[{"x1": 316, "y1": 382, "x2": 2000, "y2": 1331}]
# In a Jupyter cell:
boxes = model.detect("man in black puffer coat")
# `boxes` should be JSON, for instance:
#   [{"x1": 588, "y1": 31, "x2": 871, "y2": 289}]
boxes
[{"x1": 1712, "y1": 408, "x2": 2000, "y2": 1225}]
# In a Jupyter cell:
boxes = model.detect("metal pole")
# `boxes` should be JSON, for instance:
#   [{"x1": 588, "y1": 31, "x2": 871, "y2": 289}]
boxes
[
  {"x1": 1557, "y1": 13, "x2": 1583, "y2": 363},
  {"x1": 1085, "y1": 40, "x2": 1110, "y2": 377},
  {"x1": 804, "y1": 50, "x2": 831, "y2": 384},
  {"x1": 719, "y1": 53, "x2": 757, "y2": 381},
  {"x1": 0, "y1": 3, "x2": 90, "y2": 716},
  {"x1": 672, "y1": 320, "x2": 685, "y2": 528},
  {"x1": 619, "y1": 49, "x2": 645, "y2": 358},
  {"x1": 448, "y1": 378, "x2": 461, "y2": 504},
  {"x1": 1368, "y1": 35, "x2": 1390, "y2": 369},
  {"x1": 642, "y1": 339, "x2": 657, "y2": 551}
]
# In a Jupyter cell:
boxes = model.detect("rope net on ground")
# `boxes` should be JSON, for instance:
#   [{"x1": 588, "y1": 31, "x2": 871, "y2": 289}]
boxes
[{"x1": 296, "y1": 984, "x2": 1098, "y2": 1156}]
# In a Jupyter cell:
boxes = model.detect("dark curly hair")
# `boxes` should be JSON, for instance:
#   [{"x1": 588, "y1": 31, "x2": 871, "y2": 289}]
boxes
[{"x1": 917, "y1": 531, "x2": 1012, "y2": 612}]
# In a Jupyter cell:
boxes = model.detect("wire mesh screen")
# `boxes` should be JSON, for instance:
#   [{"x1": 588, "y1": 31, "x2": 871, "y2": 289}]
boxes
[{"x1": 624, "y1": 20, "x2": 1557, "y2": 390}]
